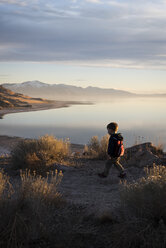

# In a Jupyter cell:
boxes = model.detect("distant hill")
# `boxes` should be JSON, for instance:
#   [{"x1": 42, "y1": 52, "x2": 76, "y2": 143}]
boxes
[
  {"x1": 2, "y1": 81, "x2": 166, "y2": 101},
  {"x1": 0, "y1": 85, "x2": 50, "y2": 109},
  {"x1": 2, "y1": 81, "x2": 136, "y2": 101}
]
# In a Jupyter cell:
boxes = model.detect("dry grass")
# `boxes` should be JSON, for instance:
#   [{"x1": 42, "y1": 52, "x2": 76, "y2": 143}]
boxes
[
  {"x1": 11, "y1": 135, "x2": 70, "y2": 174},
  {"x1": 20, "y1": 169, "x2": 63, "y2": 206},
  {"x1": 111, "y1": 218, "x2": 166, "y2": 248},
  {"x1": 121, "y1": 164, "x2": 166, "y2": 222},
  {"x1": 0, "y1": 169, "x2": 13, "y2": 199},
  {"x1": 154, "y1": 143, "x2": 164, "y2": 156},
  {"x1": 110, "y1": 164, "x2": 166, "y2": 248},
  {"x1": 84, "y1": 134, "x2": 109, "y2": 159},
  {"x1": 0, "y1": 169, "x2": 63, "y2": 247}
]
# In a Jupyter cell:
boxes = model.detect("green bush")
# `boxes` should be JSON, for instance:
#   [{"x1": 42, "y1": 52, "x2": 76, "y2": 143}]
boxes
[
  {"x1": 84, "y1": 134, "x2": 109, "y2": 159},
  {"x1": 11, "y1": 135, "x2": 70, "y2": 173}
]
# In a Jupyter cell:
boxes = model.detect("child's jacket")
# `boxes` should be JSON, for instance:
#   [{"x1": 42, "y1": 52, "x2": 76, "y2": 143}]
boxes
[{"x1": 107, "y1": 133, "x2": 123, "y2": 157}]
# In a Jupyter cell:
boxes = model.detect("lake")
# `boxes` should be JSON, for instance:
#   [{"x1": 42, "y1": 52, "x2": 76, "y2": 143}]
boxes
[{"x1": 0, "y1": 97, "x2": 166, "y2": 151}]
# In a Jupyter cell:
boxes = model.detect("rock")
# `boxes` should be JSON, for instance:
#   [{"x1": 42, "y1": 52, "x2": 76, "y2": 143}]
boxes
[{"x1": 123, "y1": 142, "x2": 163, "y2": 167}]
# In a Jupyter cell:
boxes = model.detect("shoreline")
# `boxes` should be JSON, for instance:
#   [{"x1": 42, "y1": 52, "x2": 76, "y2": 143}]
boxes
[{"x1": 0, "y1": 100, "x2": 93, "y2": 119}]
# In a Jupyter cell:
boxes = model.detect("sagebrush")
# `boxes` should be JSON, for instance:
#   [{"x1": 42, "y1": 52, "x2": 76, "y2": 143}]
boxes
[
  {"x1": 111, "y1": 164, "x2": 166, "y2": 248},
  {"x1": 20, "y1": 169, "x2": 63, "y2": 206},
  {"x1": 11, "y1": 135, "x2": 70, "y2": 173},
  {"x1": 84, "y1": 134, "x2": 109, "y2": 159},
  {"x1": 121, "y1": 164, "x2": 166, "y2": 222},
  {"x1": 0, "y1": 169, "x2": 63, "y2": 247}
]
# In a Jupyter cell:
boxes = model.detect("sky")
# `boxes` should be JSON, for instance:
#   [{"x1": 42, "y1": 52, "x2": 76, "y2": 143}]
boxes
[{"x1": 0, "y1": 0, "x2": 166, "y2": 93}]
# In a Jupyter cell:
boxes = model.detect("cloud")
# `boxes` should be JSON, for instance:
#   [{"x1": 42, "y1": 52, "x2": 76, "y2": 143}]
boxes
[
  {"x1": 85, "y1": 0, "x2": 102, "y2": 4},
  {"x1": 0, "y1": 0, "x2": 166, "y2": 69},
  {"x1": 0, "y1": 0, "x2": 27, "y2": 6},
  {"x1": 0, "y1": 74, "x2": 10, "y2": 78},
  {"x1": 107, "y1": 1, "x2": 127, "y2": 7}
]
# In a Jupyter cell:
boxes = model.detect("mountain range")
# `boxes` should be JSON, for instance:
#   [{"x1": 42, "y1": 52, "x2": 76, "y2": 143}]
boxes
[
  {"x1": 2, "y1": 81, "x2": 166, "y2": 101},
  {"x1": 0, "y1": 85, "x2": 50, "y2": 110}
]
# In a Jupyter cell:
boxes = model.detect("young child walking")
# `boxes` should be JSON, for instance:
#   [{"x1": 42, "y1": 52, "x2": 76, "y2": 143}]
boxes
[{"x1": 98, "y1": 122, "x2": 126, "y2": 178}]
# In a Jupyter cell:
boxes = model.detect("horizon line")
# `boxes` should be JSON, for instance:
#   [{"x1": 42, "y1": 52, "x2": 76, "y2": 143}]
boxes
[{"x1": 1, "y1": 80, "x2": 166, "y2": 95}]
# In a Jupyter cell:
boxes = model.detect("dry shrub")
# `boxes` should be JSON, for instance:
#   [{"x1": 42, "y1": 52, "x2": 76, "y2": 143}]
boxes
[
  {"x1": 0, "y1": 170, "x2": 13, "y2": 197},
  {"x1": 0, "y1": 169, "x2": 63, "y2": 247},
  {"x1": 84, "y1": 134, "x2": 109, "y2": 159},
  {"x1": 154, "y1": 143, "x2": 164, "y2": 156},
  {"x1": 0, "y1": 170, "x2": 29, "y2": 247},
  {"x1": 111, "y1": 164, "x2": 166, "y2": 248},
  {"x1": 20, "y1": 169, "x2": 63, "y2": 207},
  {"x1": 11, "y1": 135, "x2": 70, "y2": 174},
  {"x1": 121, "y1": 164, "x2": 166, "y2": 222},
  {"x1": 111, "y1": 218, "x2": 166, "y2": 248}
]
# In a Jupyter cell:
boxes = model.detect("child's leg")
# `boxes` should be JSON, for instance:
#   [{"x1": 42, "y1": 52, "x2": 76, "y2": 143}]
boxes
[
  {"x1": 98, "y1": 157, "x2": 126, "y2": 178},
  {"x1": 102, "y1": 158, "x2": 114, "y2": 177},
  {"x1": 114, "y1": 158, "x2": 125, "y2": 173}
]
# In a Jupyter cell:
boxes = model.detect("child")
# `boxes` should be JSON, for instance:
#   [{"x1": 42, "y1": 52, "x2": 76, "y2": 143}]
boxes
[{"x1": 98, "y1": 122, "x2": 126, "y2": 178}]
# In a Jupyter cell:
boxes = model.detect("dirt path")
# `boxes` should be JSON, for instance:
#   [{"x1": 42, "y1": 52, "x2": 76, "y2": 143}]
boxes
[{"x1": 58, "y1": 161, "x2": 144, "y2": 216}]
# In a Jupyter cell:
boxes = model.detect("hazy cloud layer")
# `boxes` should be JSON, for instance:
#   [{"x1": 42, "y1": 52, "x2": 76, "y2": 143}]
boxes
[{"x1": 0, "y1": 0, "x2": 166, "y2": 69}]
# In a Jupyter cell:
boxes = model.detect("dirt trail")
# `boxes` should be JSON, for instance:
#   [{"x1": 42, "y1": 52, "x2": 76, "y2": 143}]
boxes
[{"x1": 58, "y1": 161, "x2": 144, "y2": 215}]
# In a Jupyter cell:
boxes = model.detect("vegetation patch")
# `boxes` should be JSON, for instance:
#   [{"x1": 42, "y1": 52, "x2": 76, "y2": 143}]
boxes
[
  {"x1": 84, "y1": 134, "x2": 109, "y2": 159},
  {"x1": 121, "y1": 164, "x2": 166, "y2": 222},
  {"x1": 11, "y1": 135, "x2": 70, "y2": 174},
  {"x1": 0, "y1": 169, "x2": 63, "y2": 247},
  {"x1": 110, "y1": 164, "x2": 166, "y2": 248}
]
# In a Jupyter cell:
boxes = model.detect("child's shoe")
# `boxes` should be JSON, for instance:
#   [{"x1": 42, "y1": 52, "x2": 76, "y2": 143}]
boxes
[
  {"x1": 118, "y1": 172, "x2": 126, "y2": 178},
  {"x1": 98, "y1": 173, "x2": 107, "y2": 178}
]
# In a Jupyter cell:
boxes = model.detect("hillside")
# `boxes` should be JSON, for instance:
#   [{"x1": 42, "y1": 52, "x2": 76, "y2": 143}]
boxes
[{"x1": 0, "y1": 85, "x2": 50, "y2": 110}]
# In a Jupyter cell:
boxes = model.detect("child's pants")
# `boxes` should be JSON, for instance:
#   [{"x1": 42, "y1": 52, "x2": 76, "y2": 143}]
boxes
[{"x1": 103, "y1": 157, "x2": 124, "y2": 176}]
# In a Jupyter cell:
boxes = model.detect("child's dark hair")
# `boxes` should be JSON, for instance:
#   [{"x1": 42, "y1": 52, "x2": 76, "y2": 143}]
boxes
[{"x1": 107, "y1": 122, "x2": 118, "y2": 132}]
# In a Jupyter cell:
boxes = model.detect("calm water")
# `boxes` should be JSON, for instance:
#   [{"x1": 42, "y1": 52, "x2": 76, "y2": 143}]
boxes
[{"x1": 0, "y1": 98, "x2": 166, "y2": 150}]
